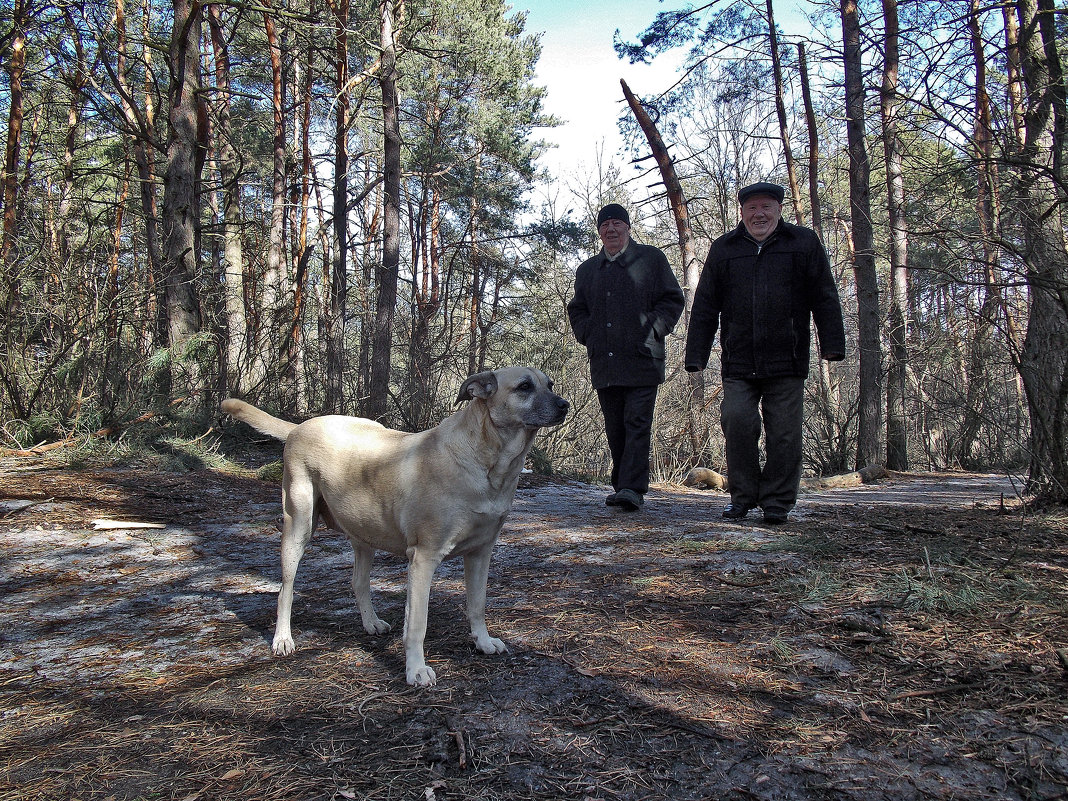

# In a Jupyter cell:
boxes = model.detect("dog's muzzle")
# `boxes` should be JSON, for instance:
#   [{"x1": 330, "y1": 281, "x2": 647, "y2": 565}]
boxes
[{"x1": 546, "y1": 395, "x2": 570, "y2": 425}]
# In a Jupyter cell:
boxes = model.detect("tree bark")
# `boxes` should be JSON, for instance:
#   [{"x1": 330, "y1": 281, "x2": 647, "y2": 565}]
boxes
[
  {"x1": 797, "y1": 42, "x2": 822, "y2": 241},
  {"x1": 207, "y1": 4, "x2": 250, "y2": 398},
  {"x1": 764, "y1": 0, "x2": 804, "y2": 225},
  {"x1": 260, "y1": 3, "x2": 286, "y2": 393},
  {"x1": 1015, "y1": 0, "x2": 1068, "y2": 501},
  {"x1": 1004, "y1": 3, "x2": 1027, "y2": 152},
  {"x1": 841, "y1": 0, "x2": 883, "y2": 470},
  {"x1": 881, "y1": 0, "x2": 909, "y2": 471},
  {"x1": 954, "y1": 0, "x2": 1003, "y2": 467},
  {"x1": 1, "y1": 0, "x2": 28, "y2": 310},
  {"x1": 323, "y1": 0, "x2": 350, "y2": 414},
  {"x1": 286, "y1": 42, "x2": 314, "y2": 415},
  {"x1": 161, "y1": 0, "x2": 206, "y2": 396},
  {"x1": 135, "y1": 0, "x2": 165, "y2": 351},
  {"x1": 467, "y1": 154, "x2": 482, "y2": 378},
  {"x1": 368, "y1": 0, "x2": 401, "y2": 422}
]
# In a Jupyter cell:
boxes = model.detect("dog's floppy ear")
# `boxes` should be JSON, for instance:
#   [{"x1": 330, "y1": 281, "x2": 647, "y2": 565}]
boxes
[{"x1": 455, "y1": 371, "x2": 498, "y2": 404}]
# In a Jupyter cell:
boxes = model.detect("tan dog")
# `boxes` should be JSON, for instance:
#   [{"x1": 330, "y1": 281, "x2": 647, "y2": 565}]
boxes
[{"x1": 221, "y1": 367, "x2": 568, "y2": 686}]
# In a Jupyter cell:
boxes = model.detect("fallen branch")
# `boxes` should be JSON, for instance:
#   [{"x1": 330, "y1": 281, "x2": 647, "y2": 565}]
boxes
[
  {"x1": 887, "y1": 683, "x2": 980, "y2": 701},
  {"x1": 91, "y1": 519, "x2": 167, "y2": 530}
]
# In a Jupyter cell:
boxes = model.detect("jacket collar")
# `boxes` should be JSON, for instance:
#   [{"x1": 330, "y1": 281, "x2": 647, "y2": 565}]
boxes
[{"x1": 599, "y1": 239, "x2": 632, "y2": 266}]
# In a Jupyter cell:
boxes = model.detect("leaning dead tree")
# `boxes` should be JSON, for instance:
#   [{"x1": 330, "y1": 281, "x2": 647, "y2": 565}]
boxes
[
  {"x1": 620, "y1": 79, "x2": 701, "y2": 319},
  {"x1": 621, "y1": 78, "x2": 709, "y2": 457}
]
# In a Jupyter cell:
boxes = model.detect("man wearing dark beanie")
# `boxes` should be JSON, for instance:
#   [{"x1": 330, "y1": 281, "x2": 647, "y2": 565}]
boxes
[
  {"x1": 567, "y1": 203, "x2": 685, "y2": 511},
  {"x1": 684, "y1": 182, "x2": 845, "y2": 524}
]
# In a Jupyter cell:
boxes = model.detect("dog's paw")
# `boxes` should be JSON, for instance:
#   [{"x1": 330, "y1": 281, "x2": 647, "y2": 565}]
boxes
[
  {"x1": 406, "y1": 665, "x2": 437, "y2": 687},
  {"x1": 362, "y1": 616, "x2": 391, "y2": 636},
  {"x1": 472, "y1": 634, "x2": 508, "y2": 655},
  {"x1": 272, "y1": 634, "x2": 296, "y2": 657}
]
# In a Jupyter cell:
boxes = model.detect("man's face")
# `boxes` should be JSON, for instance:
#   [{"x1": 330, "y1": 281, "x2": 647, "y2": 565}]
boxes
[
  {"x1": 740, "y1": 195, "x2": 783, "y2": 242},
  {"x1": 598, "y1": 218, "x2": 630, "y2": 255}
]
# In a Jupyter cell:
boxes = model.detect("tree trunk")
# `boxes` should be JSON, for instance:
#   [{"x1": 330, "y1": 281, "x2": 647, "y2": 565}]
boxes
[
  {"x1": 881, "y1": 0, "x2": 909, "y2": 471},
  {"x1": 207, "y1": 4, "x2": 251, "y2": 398},
  {"x1": 161, "y1": 0, "x2": 206, "y2": 397},
  {"x1": 1015, "y1": 0, "x2": 1068, "y2": 501},
  {"x1": 798, "y1": 40, "x2": 840, "y2": 461},
  {"x1": 954, "y1": 0, "x2": 1003, "y2": 467},
  {"x1": 467, "y1": 153, "x2": 482, "y2": 378},
  {"x1": 841, "y1": 0, "x2": 883, "y2": 470},
  {"x1": 286, "y1": 42, "x2": 314, "y2": 415},
  {"x1": 323, "y1": 0, "x2": 350, "y2": 414},
  {"x1": 368, "y1": 0, "x2": 401, "y2": 422},
  {"x1": 408, "y1": 154, "x2": 442, "y2": 430},
  {"x1": 260, "y1": 4, "x2": 286, "y2": 393},
  {"x1": 56, "y1": 9, "x2": 88, "y2": 273},
  {"x1": 797, "y1": 42, "x2": 823, "y2": 241},
  {"x1": 764, "y1": 0, "x2": 803, "y2": 225},
  {"x1": 1004, "y1": 4, "x2": 1028, "y2": 152},
  {"x1": 103, "y1": 157, "x2": 131, "y2": 414},
  {"x1": 133, "y1": 0, "x2": 165, "y2": 351},
  {"x1": 1, "y1": 0, "x2": 28, "y2": 310},
  {"x1": 619, "y1": 77, "x2": 708, "y2": 456},
  {"x1": 619, "y1": 79, "x2": 700, "y2": 319}
]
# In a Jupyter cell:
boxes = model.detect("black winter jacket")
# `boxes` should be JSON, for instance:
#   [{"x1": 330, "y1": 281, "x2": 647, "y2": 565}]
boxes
[
  {"x1": 567, "y1": 241, "x2": 685, "y2": 389},
  {"x1": 684, "y1": 220, "x2": 845, "y2": 378}
]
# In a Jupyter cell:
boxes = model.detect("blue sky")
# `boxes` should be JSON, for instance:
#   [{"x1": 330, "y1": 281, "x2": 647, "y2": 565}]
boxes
[
  {"x1": 515, "y1": 0, "x2": 815, "y2": 181},
  {"x1": 516, "y1": 0, "x2": 685, "y2": 177}
]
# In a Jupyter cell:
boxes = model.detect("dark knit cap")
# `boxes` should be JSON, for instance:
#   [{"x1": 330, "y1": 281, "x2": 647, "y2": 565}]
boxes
[
  {"x1": 738, "y1": 182, "x2": 785, "y2": 204},
  {"x1": 596, "y1": 203, "x2": 630, "y2": 228}
]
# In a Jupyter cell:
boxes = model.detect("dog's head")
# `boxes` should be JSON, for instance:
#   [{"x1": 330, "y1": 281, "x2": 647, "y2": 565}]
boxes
[{"x1": 456, "y1": 367, "x2": 569, "y2": 430}]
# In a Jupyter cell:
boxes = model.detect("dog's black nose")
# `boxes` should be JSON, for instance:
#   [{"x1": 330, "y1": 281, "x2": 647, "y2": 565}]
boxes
[{"x1": 556, "y1": 397, "x2": 570, "y2": 411}]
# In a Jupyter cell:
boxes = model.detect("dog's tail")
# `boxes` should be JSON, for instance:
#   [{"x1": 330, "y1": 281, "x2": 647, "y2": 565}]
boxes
[{"x1": 221, "y1": 398, "x2": 298, "y2": 442}]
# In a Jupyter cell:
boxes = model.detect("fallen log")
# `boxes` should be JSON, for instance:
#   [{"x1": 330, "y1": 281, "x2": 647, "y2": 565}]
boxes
[
  {"x1": 683, "y1": 464, "x2": 888, "y2": 492},
  {"x1": 801, "y1": 464, "x2": 887, "y2": 491},
  {"x1": 682, "y1": 467, "x2": 728, "y2": 490}
]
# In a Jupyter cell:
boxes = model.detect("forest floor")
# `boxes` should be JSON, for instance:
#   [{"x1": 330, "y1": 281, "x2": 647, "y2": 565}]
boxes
[{"x1": 0, "y1": 453, "x2": 1066, "y2": 801}]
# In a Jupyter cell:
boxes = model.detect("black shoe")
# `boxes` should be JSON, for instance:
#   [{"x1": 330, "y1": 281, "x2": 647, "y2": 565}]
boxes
[
  {"x1": 614, "y1": 488, "x2": 644, "y2": 511},
  {"x1": 762, "y1": 509, "x2": 788, "y2": 525},
  {"x1": 605, "y1": 491, "x2": 621, "y2": 506},
  {"x1": 722, "y1": 503, "x2": 752, "y2": 520}
]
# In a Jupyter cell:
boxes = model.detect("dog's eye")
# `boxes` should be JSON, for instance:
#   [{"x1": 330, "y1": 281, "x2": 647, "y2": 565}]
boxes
[{"x1": 516, "y1": 379, "x2": 534, "y2": 393}]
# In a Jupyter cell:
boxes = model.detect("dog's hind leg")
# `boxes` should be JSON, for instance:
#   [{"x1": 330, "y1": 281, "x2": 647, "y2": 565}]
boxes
[
  {"x1": 402, "y1": 549, "x2": 443, "y2": 686},
  {"x1": 464, "y1": 547, "x2": 507, "y2": 655},
  {"x1": 272, "y1": 477, "x2": 315, "y2": 657},
  {"x1": 349, "y1": 539, "x2": 391, "y2": 635}
]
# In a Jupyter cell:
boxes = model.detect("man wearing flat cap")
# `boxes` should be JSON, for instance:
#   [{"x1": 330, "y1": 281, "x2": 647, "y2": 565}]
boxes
[
  {"x1": 684, "y1": 182, "x2": 845, "y2": 524},
  {"x1": 568, "y1": 203, "x2": 685, "y2": 511}
]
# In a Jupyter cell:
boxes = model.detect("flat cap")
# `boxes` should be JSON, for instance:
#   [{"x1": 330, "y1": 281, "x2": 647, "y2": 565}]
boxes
[{"x1": 738, "y1": 182, "x2": 785, "y2": 204}]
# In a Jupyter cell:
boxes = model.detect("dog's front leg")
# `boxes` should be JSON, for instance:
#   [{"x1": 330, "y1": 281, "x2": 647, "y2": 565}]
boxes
[
  {"x1": 403, "y1": 550, "x2": 441, "y2": 687},
  {"x1": 464, "y1": 547, "x2": 507, "y2": 655}
]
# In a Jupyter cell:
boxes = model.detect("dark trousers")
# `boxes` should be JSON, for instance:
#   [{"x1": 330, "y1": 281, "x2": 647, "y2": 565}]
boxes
[
  {"x1": 596, "y1": 384, "x2": 659, "y2": 495},
  {"x1": 721, "y1": 376, "x2": 806, "y2": 513}
]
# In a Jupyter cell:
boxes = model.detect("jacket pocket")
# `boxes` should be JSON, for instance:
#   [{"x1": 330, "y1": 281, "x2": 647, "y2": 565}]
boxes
[{"x1": 640, "y1": 328, "x2": 666, "y2": 360}]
